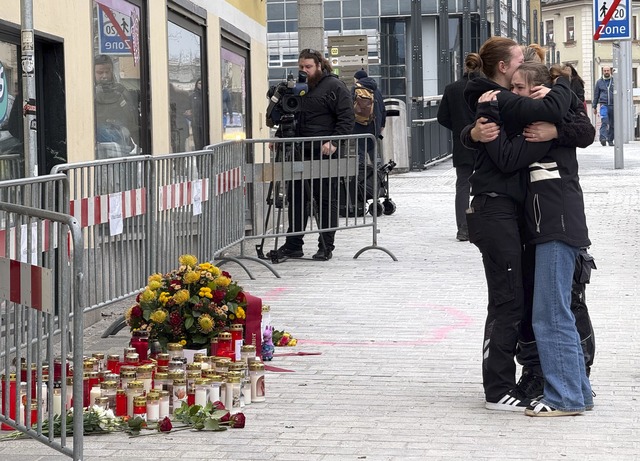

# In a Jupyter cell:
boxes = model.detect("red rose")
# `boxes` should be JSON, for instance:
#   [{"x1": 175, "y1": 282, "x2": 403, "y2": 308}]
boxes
[
  {"x1": 136, "y1": 292, "x2": 141, "y2": 302},
  {"x1": 158, "y1": 416, "x2": 172, "y2": 432},
  {"x1": 222, "y1": 271, "x2": 231, "y2": 278},
  {"x1": 235, "y1": 292, "x2": 246, "y2": 303},
  {"x1": 131, "y1": 305, "x2": 143, "y2": 318},
  {"x1": 212, "y1": 400, "x2": 226, "y2": 410},
  {"x1": 169, "y1": 311, "x2": 183, "y2": 326},
  {"x1": 229, "y1": 413, "x2": 246, "y2": 428},
  {"x1": 220, "y1": 411, "x2": 230, "y2": 422},
  {"x1": 212, "y1": 290, "x2": 226, "y2": 304}
]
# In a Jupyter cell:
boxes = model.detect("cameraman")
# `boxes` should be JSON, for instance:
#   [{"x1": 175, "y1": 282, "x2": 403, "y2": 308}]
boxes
[{"x1": 272, "y1": 48, "x2": 354, "y2": 261}]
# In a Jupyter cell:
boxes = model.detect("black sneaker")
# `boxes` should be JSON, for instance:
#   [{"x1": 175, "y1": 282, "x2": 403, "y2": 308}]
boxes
[
  {"x1": 608, "y1": 140, "x2": 614, "y2": 146},
  {"x1": 268, "y1": 246, "x2": 303, "y2": 260},
  {"x1": 600, "y1": 140, "x2": 607, "y2": 146},
  {"x1": 312, "y1": 249, "x2": 332, "y2": 261},
  {"x1": 516, "y1": 371, "x2": 545, "y2": 400},
  {"x1": 485, "y1": 389, "x2": 532, "y2": 412}
]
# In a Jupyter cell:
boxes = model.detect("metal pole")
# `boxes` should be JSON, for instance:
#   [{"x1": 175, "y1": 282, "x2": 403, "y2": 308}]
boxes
[
  {"x1": 439, "y1": 0, "x2": 450, "y2": 90},
  {"x1": 410, "y1": 0, "x2": 425, "y2": 169},
  {"x1": 463, "y1": 0, "x2": 471, "y2": 58},
  {"x1": 621, "y1": 40, "x2": 633, "y2": 142},
  {"x1": 494, "y1": 0, "x2": 501, "y2": 36},
  {"x1": 507, "y1": 0, "x2": 513, "y2": 39},
  {"x1": 21, "y1": 0, "x2": 37, "y2": 177},
  {"x1": 612, "y1": 41, "x2": 624, "y2": 168},
  {"x1": 480, "y1": 0, "x2": 488, "y2": 43}
]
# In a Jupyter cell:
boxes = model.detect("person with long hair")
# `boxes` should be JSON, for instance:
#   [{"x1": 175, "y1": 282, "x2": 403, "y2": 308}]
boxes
[
  {"x1": 476, "y1": 62, "x2": 594, "y2": 416},
  {"x1": 460, "y1": 37, "x2": 573, "y2": 412}
]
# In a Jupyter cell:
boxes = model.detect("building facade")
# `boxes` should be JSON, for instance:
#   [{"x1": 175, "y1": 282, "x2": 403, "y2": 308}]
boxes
[{"x1": 0, "y1": 0, "x2": 269, "y2": 179}]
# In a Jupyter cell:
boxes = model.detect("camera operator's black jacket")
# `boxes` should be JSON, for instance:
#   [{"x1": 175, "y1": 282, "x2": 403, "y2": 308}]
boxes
[{"x1": 298, "y1": 71, "x2": 354, "y2": 154}]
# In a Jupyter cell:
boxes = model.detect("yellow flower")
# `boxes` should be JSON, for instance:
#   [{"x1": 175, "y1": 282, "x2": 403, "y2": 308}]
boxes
[
  {"x1": 179, "y1": 254, "x2": 198, "y2": 268},
  {"x1": 199, "y1": 287, "x2": 213, "y2": 299},
  {"x1": 235, "y1": 306, "x2": 246, "y2": 320},
  {"x1": 197, "y1": 314, "x2": 215, "y2": 334},
  {"x1": 229, "y1": 313, "x2": 235, "y2": 320},
  {"x1": 148, "y1": 273, "x2": 163, "y2": 284},
  {"x1": 159, "y1": 292, "x2": 171, "y2": 305},
  {"x1": 183, "y1": 270, "x2": 200, "y2": 284},
  {"x1": 198, "y1": 262, "x2": 213, "y2": 271},
  {"x1": 214, "y1": 276, "x2": 231, "y2": 287},
  {"x1": 140, "y1": 289, "x2": 156, "y2": 303},
  {"x1": 149, "y1": 309, "x2": 168, "y2": 323},
  {"x1": 173, "y1": 289, "x2": 190, "y2": 305},
  {"x1": 289, "y1": 338, "x2": 297, "y2": 346},
  {"x1": 179, "y1": 340, "x2": 187, "y2": 346},
  {"x1": 148, "y1": 281, "x2": 162, "y2": 291}
]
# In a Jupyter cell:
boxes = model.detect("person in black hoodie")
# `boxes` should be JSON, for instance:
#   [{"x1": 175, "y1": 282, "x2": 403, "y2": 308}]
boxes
[
  {"x1": 477, "y1": 62, "x2": 594, "y2": 416},
  {"x1": 351, "y1": 69, "x2": 386, "y2": 165},
  {"x1": 270, "y1": 48, "x2": 355, "y2": 262},
  {"x1": 460, "y1": 36, "x2": 574, "y2": 412},
  {"x1": 437, "y1": 55, "x2": 480, "y2": 241}
]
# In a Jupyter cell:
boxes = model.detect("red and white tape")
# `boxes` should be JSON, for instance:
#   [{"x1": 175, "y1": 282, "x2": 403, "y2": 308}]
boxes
[{"x1": 0, "y1": 257, "x2": 53, "y2": 314}]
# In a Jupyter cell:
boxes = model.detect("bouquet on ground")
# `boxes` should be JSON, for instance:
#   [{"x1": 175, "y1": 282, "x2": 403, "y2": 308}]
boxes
[{"x1": 126, "y1": 254, "x2": 247, "y2": 351}]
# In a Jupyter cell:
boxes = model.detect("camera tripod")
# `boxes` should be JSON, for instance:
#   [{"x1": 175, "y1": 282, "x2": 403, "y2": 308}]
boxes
[{"x1": 255, "y1": 118, "x2": 329, "y2": 263}]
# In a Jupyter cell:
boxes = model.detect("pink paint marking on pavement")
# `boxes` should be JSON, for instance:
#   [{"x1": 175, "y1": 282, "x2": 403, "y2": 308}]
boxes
[
  {"x1": 298, "y1": 304, "x2": 474, "y2": 347},
  {"x1": 261, "y1": 287, "x2": 288, "y2": 301}
]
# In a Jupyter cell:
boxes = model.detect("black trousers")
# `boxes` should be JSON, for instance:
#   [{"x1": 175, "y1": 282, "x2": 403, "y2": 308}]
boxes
[
  {"x1": 467, "y1": 195, "x2": 531, "y2": 401},
  {"x1": 285, "y1": 176, "x2": 338, "y2": 252},
  {"x1": 455, "y1": 164, "x2": 473, "y2": 230}
]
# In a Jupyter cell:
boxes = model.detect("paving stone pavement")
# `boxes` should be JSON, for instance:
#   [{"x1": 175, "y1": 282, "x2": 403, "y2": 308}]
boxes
[{"x1": 1, "y1": 142, "x2": 639, "y2": 460}]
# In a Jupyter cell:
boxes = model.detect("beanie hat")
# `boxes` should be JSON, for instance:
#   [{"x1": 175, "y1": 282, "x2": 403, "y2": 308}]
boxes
[{"x1": 354, "y1": 69, "x2": 368, "y2": 79}]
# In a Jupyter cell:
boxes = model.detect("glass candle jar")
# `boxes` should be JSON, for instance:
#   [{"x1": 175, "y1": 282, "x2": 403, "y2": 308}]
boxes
[
  {"x1": 136, "y1": 364, "x2": 154, "y2": 393},
  {"x1": 119, "y1": 370, "x2": 137, "y2": 391},
  {"x1": 92, "y1": 353, "x2": 105, "y2": 372},
  {"x1": 206, "y1": 374, "x2": 223, "y2": 404},
  {"x1": 106, "y1": 354, "x2": 120, "y2": 374},
  {"x1": 52, "y1": 382, "x2": 63, "y2": 418},
  {"x1": 216, "y1": 332, "x2": 234, "y2": 361},
  {"x1": 65, "y1": 377, "x2": 73, "y2": 412},
  {"x1": 186, "y1": 370, "x2": 201, "y2": 389},
  {"x1": 156, "y1": 353, "x2": 170, "y2": 368},
  {"x1": 146, "y1": 393, "x2": 160, "y2": 422},
  {"x1": 158, "y1": 390, "x2": 170, "y2": 418},
  {"x1": 154, "y1": 372, "x2": 168, "y2": 391},
  {"x1": 100, "y1": 380, "x2": 118, "y2": 410},
  {"x1": 187, "y1": 383, "x2": 196, "y2": 406},
  {"x1": 194, "y1": 378, "x2": 209, "y2": 407},
  {"x1": 115, "y1": 389, "x2": 127, "y2": 417},
  {"x1": 124, "y1": 353, "x2": 140, "y2": 367},
  {"x1": 133, "y1": 395, "x2": 147, "y2": 420},
  {"x1": 229, "y1": 324, "x2": 244, "y2": 361},
  {"x1": 240, "y1": 345, "x2": 256, "y2": 367},
  {"x1": 261, "y1": 305, "x2": 271, "y2": 336},
  {"x1": 126, "y1": 380, "x2": 145, "y2": 417},
  {"x1": 172, "y1": 378, "x2": 187, "y2": 413},
  {"x1": 166, "y1": 343, "x2": 184, "y2": 359},
  {"x1": 130, "y1": 330, "x2": 149, "y2": 362},
  {"x1": 214, "y1": 357, "x2": 232, "y2": 374},
  {"x1": 210, "y1": 337, "x2": 218, "y2": 357},
  {"x1": 224, "y1": 373, "x2": 242, "y2": 414},
  {"x1": 249, "y1": 361, "x2": 265, "y2": 402},
  {"x1": 95, "y1": 396, "x2": 110, "y2": 410},
  {"x1": 1, "y1": 373, "x2": 17, "y2": 431},
  {"x1": 53, "y1": 356, "x2": 71, "y2": 381},
  {"x1": 168, "y1": 358, "x2": 187, "y2": 374},
  {"x1": 193, "y1": 353, "x2": 207, "y2": 368}
]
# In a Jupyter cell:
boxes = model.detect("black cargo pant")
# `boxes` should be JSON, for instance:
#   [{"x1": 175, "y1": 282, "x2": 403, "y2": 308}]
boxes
[{"x1": 466, "y1": 194, "x2": 528, "y2": 402}]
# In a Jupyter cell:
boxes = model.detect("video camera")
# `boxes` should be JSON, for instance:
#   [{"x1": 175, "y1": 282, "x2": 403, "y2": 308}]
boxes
[{"x1": 265, "y1": 71, "x2": 308, "y2": 129}]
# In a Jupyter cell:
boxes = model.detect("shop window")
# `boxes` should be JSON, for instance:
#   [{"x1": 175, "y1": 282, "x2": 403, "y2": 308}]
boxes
[
  {"x1": 92, "y1": 0, "x2": 147, "y2": 158},
  {"x1": 0, "y1": 39, "x2": 22, "y2": 179},
  {"x1": 167, "y1": 14, "x2": 206, "y2": 152},
  {"x1": 566, "y1": 17, "x2": 575, "y2": 42},
  {"x1": 221, "y1": 38, "x2": 250, "y2": 141}
]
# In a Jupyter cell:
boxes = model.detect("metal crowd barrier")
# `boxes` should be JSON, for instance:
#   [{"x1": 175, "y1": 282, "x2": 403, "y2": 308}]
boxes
[
  {"x1": 0, "y1": 154, "x2": 23, "y2": 181},
  {"x1": 0, "y1": 201, "x2": 85, "y2": 460},
  {"x1": 244, "y1": 134, "x2": 396, "y2": 261},
  {"x1": 411, "y1": 95, "x2": 451, "y2": 169}
]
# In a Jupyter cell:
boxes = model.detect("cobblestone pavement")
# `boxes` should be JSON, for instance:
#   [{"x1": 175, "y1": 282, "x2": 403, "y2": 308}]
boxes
[{"x1": 1, "y1": 142, "x2": 639, "y2": 460}]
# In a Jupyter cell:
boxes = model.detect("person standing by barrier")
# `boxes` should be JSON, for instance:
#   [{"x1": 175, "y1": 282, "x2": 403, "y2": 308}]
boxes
[
  {"x1": 460, "y1": 37, "x2": 573, "y2": 412},
  {"x1": 477, "y1": 62, "x2": 594, "y2": 416},
  {"x1": 593, "y1": 66, "x2": 614, "y2": 146},
  {"x1": 351, "y1": 69, "x2": 386, "y2": 166},
  {"x1": 437, "y1": 55, "x2": 479, "y2": 241},
  {"x1": 191, "y1": 79, "x2": 205, "y2": 150},
  {"x1": 269, "y1": 48, "x2": 354, "y2": 262}
]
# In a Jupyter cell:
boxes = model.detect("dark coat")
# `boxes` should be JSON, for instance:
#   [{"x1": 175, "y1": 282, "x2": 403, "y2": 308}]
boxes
[
  {"x1": 461, "y1": 76, "x2": 572, "y2": 204},
  {"x1": 350, "y1": 76, "x2": 386, "y2": 138},
  {"x1": 437, "y1": 72, "x2": 477, "y2": 167},
  {"x1": 479, "y1": 99, "x2": 593, "y2": 247},
  {"x1": 298, "y1": 71, "x2": 355, "y2": 138}
]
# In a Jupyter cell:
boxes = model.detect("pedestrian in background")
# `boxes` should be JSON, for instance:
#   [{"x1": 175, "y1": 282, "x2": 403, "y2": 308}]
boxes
[
  {"x1": 351, "y1": 69, "x2": 386, "y2": 165},
  {"x1": 437, "y1": 55, "x2": 479, "y2": 241},
  {"x1": 593, "y1": 66, "x2": 614, "y2": 146}
]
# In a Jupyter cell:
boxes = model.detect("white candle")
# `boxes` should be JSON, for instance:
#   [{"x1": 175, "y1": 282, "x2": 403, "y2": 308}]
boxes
[
  {"x1": 53, "y1": 388, "x2": 62, "y2": 417},
  {"x1": 243, "y1": 384, "x2": 252, "y2": 405},
  {"x1": 159, "y1": 394, "x2": 170, "y2": 418},
  {"x1": 195, "y1": 388, "x2": 208, "y2": 407},
  {"x1": 146, "y1": 400, "x2": 159, "y2": 422},
  {"x1": 208, "y1": 383, "x2": 220, "y2": 404},
  {"x1": 90, "y1": 386, "x2": 102, "y2": 408}
]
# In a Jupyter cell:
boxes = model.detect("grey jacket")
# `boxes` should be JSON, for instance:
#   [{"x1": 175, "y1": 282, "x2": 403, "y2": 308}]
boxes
[{"x1": 592, "y1": 77, "x2": 614, "y2": 108}]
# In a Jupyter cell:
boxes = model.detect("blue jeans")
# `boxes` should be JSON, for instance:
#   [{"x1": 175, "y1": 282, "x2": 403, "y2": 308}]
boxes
[
  {"x1": 599, "y1": 105, "x2": 614, "y2": 142},
  {"x1": 533, "y1": 241, "x2": 593, "y2": 411}
]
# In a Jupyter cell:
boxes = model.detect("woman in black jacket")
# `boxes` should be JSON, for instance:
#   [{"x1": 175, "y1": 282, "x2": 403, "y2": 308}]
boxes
[
  {"x1": 477, "y1": 62, "x2": 594, "y2": 416},
  {"x1": 459, "y1": 37, "x2": 574, "y2": 412}
]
